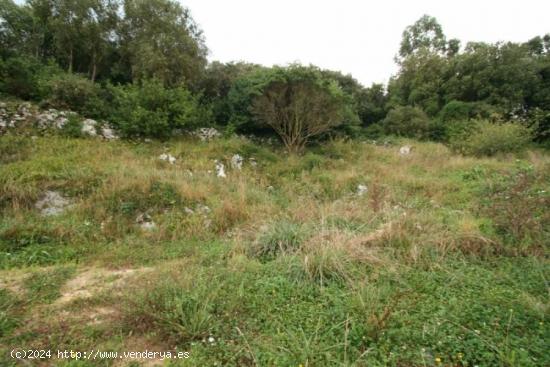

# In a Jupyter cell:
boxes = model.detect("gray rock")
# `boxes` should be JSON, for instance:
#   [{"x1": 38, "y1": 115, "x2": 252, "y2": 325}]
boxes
[
  {"x1": 231, "y1": 154, "x2": 243, "y2": 170},
  {"x1": 35, "y1": 190, "x2": 72, "y2": 216},
  {"x1": 193, "y1": 127, "x2": 221, "y2": 141},
  {"x1": 101, "y1": 126, "x2": 118, "y2": 140},
  {"x1": 356, "y1": 184, "x2": 368, "y2": 196},
  {"x1": 215, "y1": 160, "x2": 226, "y2": 178},
  {"x1": 159, "y1": 153, "x2": 177, "y2": 164},
  {"x1": 81, "y1": 119, "x2": 97, "y2": 136},
  {"x1": 399, "y1": 145, "x2": 412, "y2": 155},
  {"x1": 136, "y1": 213, "x2": 156, "y2": 230},
  {"x1": 55, "y1": 117, "x2": 68, "y2": 129}
]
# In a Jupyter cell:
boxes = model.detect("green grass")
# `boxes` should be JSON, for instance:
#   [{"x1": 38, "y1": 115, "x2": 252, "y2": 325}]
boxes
[{"x1": 0, "y1": 127, "x2": 548, "y2": 366}]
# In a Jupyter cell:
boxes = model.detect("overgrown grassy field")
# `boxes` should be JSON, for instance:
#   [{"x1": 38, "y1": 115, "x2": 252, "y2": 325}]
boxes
[{"x1": 0, "y1": 134, "x2": 548, "y2": 366}]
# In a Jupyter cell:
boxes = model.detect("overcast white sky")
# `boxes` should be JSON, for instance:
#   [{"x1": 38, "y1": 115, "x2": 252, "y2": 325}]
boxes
[{"x1": 183, "y1": 0, "x2": 550, "y2": 86}]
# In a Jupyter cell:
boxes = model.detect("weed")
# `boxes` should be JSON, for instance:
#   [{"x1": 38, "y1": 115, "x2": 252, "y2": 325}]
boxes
[
  {"x1": 250, "y1": 220, "x2": 309, "y2": 261},
  {"x1": 23, "y1": 266, "x2": 75, "y2": 303}
]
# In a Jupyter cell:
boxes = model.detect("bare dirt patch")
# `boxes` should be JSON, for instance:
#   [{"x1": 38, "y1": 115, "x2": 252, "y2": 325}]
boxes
[{"x1": 55, "y1": 267, "x2": 152, "y2": 306}]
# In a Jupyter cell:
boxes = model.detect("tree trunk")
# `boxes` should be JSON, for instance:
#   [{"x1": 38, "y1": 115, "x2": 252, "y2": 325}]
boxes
[
  {"x1": 91, "y1": 52, "x2": 97, "y2": 83},
  {"x1": 68, "y1": 48, "x2": 73, "y2": 73}
]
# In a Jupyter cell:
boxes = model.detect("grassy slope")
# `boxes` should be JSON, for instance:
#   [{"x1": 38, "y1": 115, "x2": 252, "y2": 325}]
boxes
[{"x1": 0, "y1": 134, "x2": 548, "y2": 366}]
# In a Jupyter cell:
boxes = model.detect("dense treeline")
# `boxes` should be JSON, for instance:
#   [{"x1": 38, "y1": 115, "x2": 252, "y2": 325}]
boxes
[{"x1": 1, "y1": 1, "x2": 549, "y2": 152}]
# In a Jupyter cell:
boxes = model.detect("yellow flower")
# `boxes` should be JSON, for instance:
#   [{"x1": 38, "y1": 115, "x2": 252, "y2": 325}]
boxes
[
  {"x1": 457, "y1": 352, "x2": 463, "y2": 360},
  {"x1": 435, "y1": 357, "x2": 442, "y2": 364}
]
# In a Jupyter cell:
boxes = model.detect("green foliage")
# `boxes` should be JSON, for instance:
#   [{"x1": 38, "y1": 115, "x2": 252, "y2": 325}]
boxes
[
  {"x1": 250, "y1": 66, "x2": 353, "y2": 152},
  {"x1": 109, "y1": 79, "x2": 209, "y2": 138},
  {"x1": 198, "y1": 61, "x2": 263, "y2": 125},
  {"x1": 121, "y1": 0, "x2": 207, "y2": 87},
  {"x1": 250, "y1": 221, "x2": 309, "y2": 261},
  {"x1": 450, "y1": 120, "x2": 533, "y2": 156},
  {"x1": 439, "y1": 100, "x2": 496, "y2": 123},
  {"x1": 39, "y1": 72, "x2": 107, "y2": 118},
  {"x1": 0, "y1": 56, "x2": 42, "y2": 99},
  {"x1": 382, "y1": 106, "x2": 432, "y2": 138},
  {"x1": 60, "y1": 114, "x2": 84, "y2": 138},
  {"x1": 357, "y1": 83, "x2": 388, "y2": 125},
  {"x1": 399, "y1": 14, "x2": 448, "y2": 58}
]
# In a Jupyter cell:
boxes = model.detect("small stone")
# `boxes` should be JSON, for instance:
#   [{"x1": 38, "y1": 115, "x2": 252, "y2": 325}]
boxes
[
  {"x1": 356, "y1": 184, "x2": 368, "y2": 196},
  {"x1": 159, "y1": 153, "x2": 177, "y2": 164},
  {"x1": 196, "y1": 204, "x2": 211, "y2": 214},
  {"x1": 249, "y1": 157, "x2": 258, "y2": 167},
  {"x1": 231, "y1": 154, "x2": 243, "y2": 170},
  {"x1": 136, "y1": 213, "x2": 156, "y2": 230},
  {"x1": 215, "y1": 160, "x2": 226, "y2": 178},
  {"x1": 399, "y1": 145, "x2": 412, "y2": 155},
  {"x1": 193, "y1": 127, "x2": 221, "y2": 141}
]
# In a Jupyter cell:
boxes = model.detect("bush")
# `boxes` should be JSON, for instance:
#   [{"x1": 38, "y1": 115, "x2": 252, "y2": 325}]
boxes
[
  {"x1": 0, "y1": 56, "x2": 42, "y2": 99},
  {"x1": 228, "y1": 65, "x2": 359, "y2": 141},
  {"x1": 109, "y1": 79, "x2": 210, "y2": 139},
  {"x1": 39, "y1": 72, "x2": 108, "y2": 118},
  {"x1": 382, "y1": 106, "x2": 432, "y2": 138},
  {"x1": 449, "y1": 120, "x2": 532, "y2": 156},
  {"x1": 60, "y1": 114, "x2": 84, "y2": 138},
  {"x1": 439, "y1": 100, "x2": 496, "y2": 123},
  {"x1": 439, "y1": 101, "x2": 472, "y2": 122},
  {"x1": 251, "y1": 66, "x2": 350, "y2": 152}
]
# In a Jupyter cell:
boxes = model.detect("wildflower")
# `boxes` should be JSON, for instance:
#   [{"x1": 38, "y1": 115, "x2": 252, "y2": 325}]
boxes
[
  {"x1": 435, "y1": 357, "x2": 442, "y2": 364},
  {"x1": 457, "y1": 352, "x2": 463, "y2": 360}
]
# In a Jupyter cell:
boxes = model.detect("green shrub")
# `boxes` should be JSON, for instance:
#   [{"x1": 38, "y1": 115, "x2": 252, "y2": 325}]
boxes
[
  {"x1": 382, "y1": 106, "x2": 432, "y2": 138},
  {"x1": 439, "y1": 100, "x2": 496, "y2": 123},
  {"x1": 39, "y1": 72, "x2": 107, "y2": 118},
  {"x1": 60, "y1": 114, "x2": 84, "y2": 138},
  {"x1": 439, "y1": 101, "x2": 472, "y2": 122},
  {"x1": 0, "y1": 56, "x2": 42, "y2": 99},
  {"x1": 109, "y1": 79, "x2": 210, "y2": 138},
  {"x1": 450, "y1": 120, "x2": 532, "y2": 156}
]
